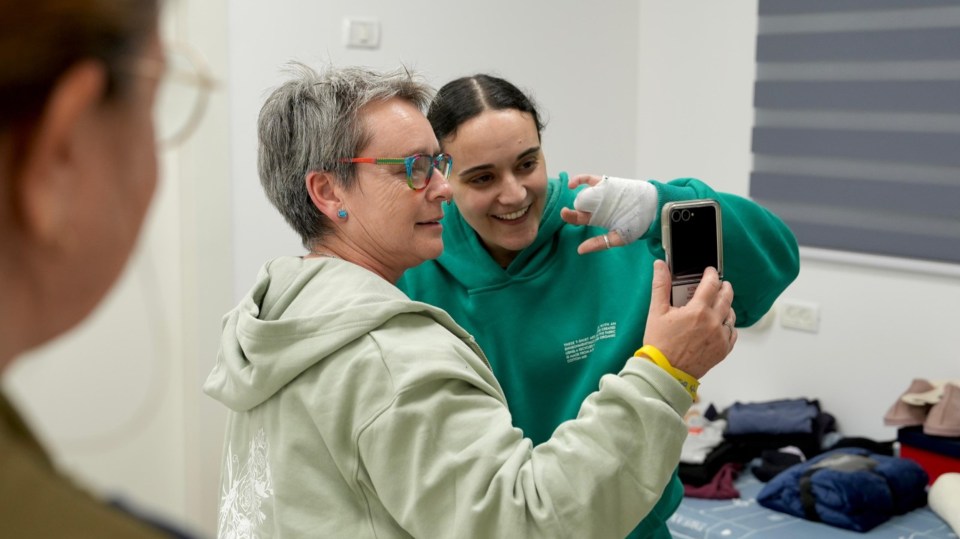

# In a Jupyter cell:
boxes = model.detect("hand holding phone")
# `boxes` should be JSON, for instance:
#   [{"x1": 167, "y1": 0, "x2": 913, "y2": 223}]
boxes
[{"x1": 661, "y1": 200, "x2": 723, "y2": 307}]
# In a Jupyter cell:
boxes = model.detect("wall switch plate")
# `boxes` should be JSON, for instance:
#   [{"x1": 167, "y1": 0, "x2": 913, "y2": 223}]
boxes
[
  {"x1": 344, "y1": 18, "x2": 380, "y2": 49},
  {"x1": 779, "y1": 299, "x2": 820, "y2": 333}
]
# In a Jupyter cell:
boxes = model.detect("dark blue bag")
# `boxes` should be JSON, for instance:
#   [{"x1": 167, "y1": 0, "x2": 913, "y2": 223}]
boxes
[{"x1": 757, "y1": 447, "x2": 928, "y2": 532}]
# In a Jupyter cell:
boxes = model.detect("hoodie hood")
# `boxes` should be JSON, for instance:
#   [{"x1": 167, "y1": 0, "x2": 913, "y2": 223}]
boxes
[
  {"x1": 203, "y1": 256, "x2": 466, "y2": 412},
  {"x1": 434, "y1": 173, "x2": 579, "y2": 290}
]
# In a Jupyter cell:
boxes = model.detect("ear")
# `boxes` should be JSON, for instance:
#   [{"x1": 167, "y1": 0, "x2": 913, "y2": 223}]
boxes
[
  {"x1": 305, "y1": 170, "x2": 344, "y2": 221},
  {"x1": 15, "y1": 60, "x2": 107, "y2": 244}
]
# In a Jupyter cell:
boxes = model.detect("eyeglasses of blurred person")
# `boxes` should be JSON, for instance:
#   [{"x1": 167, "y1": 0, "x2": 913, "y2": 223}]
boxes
[{"x1": 139, "y1": 41, "x2": 216, "y2": 148}]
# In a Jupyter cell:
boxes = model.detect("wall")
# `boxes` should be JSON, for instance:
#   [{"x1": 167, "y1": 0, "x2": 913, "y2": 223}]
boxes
[
  {"x1": 230, "y1": 0, "x2": 960, "y2": 445},
  {"x1": 4, "y1": 3, "x2": 958, "y2": 537},
  {"x1": 229, "y1": 0, "x2": 643, "y2": 295},
  {"x1": 635, "y1": 0, "x2": 960, "y2": 441}
]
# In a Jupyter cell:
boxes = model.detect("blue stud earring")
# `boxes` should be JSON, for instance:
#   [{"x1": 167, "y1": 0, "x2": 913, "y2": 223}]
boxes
[{"x1": 337, "y1": 208, "x2": 348, "y2": 219}]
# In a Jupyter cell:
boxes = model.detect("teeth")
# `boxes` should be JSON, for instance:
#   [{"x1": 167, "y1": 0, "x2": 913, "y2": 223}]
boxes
[{"x1": 495, "y1": 206, "x2": 529, "y2": 220}]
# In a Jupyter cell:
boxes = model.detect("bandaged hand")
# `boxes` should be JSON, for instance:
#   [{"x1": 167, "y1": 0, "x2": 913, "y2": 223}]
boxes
[{"x1": 560, "y1": 174, "x2": 658, "y2": 254}]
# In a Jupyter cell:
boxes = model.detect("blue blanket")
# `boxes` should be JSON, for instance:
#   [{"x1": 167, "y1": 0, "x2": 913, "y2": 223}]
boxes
[{"x1": 757, "y1": 448, "x2": 928, "y2": 532}]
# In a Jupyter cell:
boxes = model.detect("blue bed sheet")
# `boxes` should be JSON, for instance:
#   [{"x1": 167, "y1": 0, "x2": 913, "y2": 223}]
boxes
[{"x1": 668, "y1": 474, "x2": 955, "y2": 539}]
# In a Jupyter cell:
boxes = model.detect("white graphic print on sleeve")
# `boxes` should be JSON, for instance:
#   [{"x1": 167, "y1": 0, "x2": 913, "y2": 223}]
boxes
[{"x1": 218, "y1": 428, "x2": 274, "y2": 539}]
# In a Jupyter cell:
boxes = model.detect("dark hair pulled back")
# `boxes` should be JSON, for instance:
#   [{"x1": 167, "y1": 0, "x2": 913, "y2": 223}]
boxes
[{"x1": 427, "y1": 74, "x2": 545, "y2": 145}]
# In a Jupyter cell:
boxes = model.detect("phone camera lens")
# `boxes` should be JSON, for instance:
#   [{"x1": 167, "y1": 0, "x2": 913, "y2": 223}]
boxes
[
  {"x1": 671, "y1": 210, "x2": 681, "y2": 222},
  {"x1": 680, "y1": 209, "x2": 691, "y2": 222}
]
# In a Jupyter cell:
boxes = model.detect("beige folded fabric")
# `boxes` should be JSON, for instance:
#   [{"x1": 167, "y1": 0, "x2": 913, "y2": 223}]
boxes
[
  {"x1": 885, "y1": 378, "x2": 934, "y2": 427},
  {"x1": 924, "y1": 382, "x2": 960, "y2": 437},
  {"x1": 901, "y1": 379, "x2": 960, "y2": 406},
  {"x1": 928, "y1": 472, "x2": 960, "y2": 535}
]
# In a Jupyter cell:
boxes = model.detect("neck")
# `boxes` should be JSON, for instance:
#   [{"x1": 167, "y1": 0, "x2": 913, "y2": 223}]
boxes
[
  {"x1": 485, "y1": 243, "x2": 518, "y2": 269},
  {"x1": 307, "y1": 241, "x2": 402, "y2": 284},
  {"x1": 0, "y1": 244, "x2": 86, "y2": 373},
  {"x1": 0, "y1": 272, "x2": 43, "y2": 374}
]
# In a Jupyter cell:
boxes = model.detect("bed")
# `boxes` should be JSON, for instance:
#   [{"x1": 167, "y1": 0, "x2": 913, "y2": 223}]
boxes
[{"x1": 667, "y1": 474, "x2": 954, "y2": 539}]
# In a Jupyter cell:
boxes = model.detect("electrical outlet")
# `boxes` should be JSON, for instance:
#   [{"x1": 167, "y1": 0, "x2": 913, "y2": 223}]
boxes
[{"x1": 779, "y1": 300, "x2": 820, "y2": 333}]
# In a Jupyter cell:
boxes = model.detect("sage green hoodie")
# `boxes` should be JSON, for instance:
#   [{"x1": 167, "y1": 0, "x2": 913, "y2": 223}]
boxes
[{"x1": 204, "y1": 256, "x2": 693, "y2": 538}]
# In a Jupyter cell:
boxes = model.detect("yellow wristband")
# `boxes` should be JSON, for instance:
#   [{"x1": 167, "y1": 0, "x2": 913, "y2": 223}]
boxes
[{"x1": 634, "y1": 344, "x2": 699, "y2": 400}]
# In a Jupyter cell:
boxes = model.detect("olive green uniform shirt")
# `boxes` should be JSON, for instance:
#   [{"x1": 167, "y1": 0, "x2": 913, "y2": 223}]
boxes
[{"x1": 0, "y1": 391, "x2": 181, "y2": 538}]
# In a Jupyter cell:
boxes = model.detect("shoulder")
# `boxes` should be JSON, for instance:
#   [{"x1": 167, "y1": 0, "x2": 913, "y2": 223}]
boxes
[{"x1": 368, "y1": 310, "x2": 500, "y2": 395}]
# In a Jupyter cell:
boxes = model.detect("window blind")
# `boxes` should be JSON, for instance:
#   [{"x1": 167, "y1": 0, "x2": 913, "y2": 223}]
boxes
[{"x1": 749, "y1": 0, "x2": 960, "y2": 264}]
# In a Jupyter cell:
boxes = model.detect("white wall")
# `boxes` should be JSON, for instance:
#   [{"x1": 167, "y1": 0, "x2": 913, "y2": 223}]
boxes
[
  {"x1": 635, "y1": 0, "x2": 960, "y2": 441},
  {"x1": 5, "y1": 3, "x2": 959, "y2": 538},
  {"x1": 232, "y1": 0, "x2": 960, "y2": 445},
  {"x1": 229, "y1": 0, "x2": 643, "y2": 295}
]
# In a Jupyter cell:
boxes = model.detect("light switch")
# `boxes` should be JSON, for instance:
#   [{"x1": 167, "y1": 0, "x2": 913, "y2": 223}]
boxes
[{"x1": 344, "y1": 18, "x2": 380, "y2": 49}]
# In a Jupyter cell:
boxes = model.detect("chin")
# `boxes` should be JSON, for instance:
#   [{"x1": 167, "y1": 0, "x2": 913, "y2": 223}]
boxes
[
  {"x1": 416, "y1": 242, "x2": 444, "y2": 263},
  {"x1": 424, "y1": 246, "x2": 444, "y2": 261},
  {"x1": 511, "y1": 231, "x2": 539, "y2": 251}
]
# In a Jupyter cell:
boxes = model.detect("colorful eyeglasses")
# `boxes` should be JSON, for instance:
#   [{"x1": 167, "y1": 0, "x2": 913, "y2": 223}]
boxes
[{"x1": 343, "y1": 153, "x2": 453, "y2": 191}]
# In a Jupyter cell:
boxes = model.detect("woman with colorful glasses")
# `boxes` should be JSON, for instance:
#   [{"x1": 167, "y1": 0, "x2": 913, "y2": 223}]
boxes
[
  {"x1": 0, "y1": 0, "x2": 196, "y2": 536},
  {"x1": 204, "y1": 63, "x2": 738, "y2": 538},
  {"x1": 396, "y1": 74, "x2": 801, "y2": 538}
]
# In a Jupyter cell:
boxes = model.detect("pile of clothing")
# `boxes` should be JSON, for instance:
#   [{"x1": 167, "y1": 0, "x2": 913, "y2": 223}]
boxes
[
  {"x1": 679, "y1": 397, "x2": 933, "y2": 533},
  {"x1": 679, "y1": 398, "x2": 836, "y2": 497}
]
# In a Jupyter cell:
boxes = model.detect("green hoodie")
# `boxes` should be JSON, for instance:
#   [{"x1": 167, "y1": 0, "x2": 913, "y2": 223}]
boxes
[
  {"x1": 398, "y1": 174, "x2": 800, "y2": 537},
  {"x1": 205, "y1": 256, "x2": 697, "y2": 538}
]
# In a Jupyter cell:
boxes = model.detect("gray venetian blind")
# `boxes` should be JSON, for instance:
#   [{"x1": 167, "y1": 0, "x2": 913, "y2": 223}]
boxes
[{"x1": 748, "y1": 0, "x2": 960, "y2": 264}]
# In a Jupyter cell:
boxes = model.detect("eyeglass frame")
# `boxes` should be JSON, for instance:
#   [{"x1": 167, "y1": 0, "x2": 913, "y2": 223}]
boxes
[
  {"x1": 341, "y1": 153, "x2": 453, "y2": 191},
  {"x1": 125, "y1": 41, "x2": 217, "y2": 148}
]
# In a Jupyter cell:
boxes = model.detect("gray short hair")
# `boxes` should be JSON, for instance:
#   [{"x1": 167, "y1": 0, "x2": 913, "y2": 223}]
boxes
[{"x1": 257, "y1": 62, "x2": 434, "y2": 249}]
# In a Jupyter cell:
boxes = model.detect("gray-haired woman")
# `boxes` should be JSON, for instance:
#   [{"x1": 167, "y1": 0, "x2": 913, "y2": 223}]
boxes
[{"x1": 205, "y1": 62, "x2": 737, "y2": 538}]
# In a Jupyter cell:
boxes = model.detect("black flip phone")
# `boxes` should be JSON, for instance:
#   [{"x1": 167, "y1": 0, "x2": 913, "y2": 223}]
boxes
[{"x1": 661, "y1": 199, "x2": 723, "y2": 307}]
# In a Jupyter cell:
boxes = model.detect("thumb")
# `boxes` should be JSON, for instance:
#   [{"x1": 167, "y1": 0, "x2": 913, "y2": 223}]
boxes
[{"x1": 649, "y1": 259, "x2": 672, "y2": 313}]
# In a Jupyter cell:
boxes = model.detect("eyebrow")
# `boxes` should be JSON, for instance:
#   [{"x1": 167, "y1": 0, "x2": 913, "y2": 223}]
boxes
[{"x1": 458, "y1": 146, "x2": 541, "y2": 177}]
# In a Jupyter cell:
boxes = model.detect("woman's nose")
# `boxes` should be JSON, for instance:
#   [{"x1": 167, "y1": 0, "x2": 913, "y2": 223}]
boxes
[
  {"x1": 427, "y1": 167, "x2": 452, "y2": 201},
  {"x1": 499, "y1": 173, "x2": 526, "y2": 204}
]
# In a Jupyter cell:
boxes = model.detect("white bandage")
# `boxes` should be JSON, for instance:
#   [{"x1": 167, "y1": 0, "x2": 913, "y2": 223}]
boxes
[{"x1": 572, "y1": 175, "x2": 658, "y2": 244}]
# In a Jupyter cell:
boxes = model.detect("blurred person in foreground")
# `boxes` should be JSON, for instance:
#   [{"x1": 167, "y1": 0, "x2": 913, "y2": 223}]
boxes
[
  {"x1": 0, "y1": 0, "x2": 196, "y2": 536},
  {"x1": 204, "y1": 62, "x2": 737, "y2": 538}
]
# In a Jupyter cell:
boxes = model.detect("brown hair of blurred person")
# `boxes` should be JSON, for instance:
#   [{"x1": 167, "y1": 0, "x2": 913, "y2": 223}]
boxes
[{"x1": 0, "y1": 0, "x2": 159, "y2": 367}]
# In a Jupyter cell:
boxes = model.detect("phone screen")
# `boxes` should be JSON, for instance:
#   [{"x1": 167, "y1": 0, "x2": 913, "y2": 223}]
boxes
[
  {"x1": 662, "y1": 200, "x2": 722, "y2": 307},
  {"x1": 668, "y1": 204, "x2": 720, "y2": 281}
]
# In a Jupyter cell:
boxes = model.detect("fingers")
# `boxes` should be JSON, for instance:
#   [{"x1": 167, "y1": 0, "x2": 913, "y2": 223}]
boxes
[
  {"x1": 717, "y1": 282, "x2": 737, "y2": 349},
  {"x1": 687, "y1": 267, "x2": 722, "y2": 306},
  {"x1": 725, "y1": 308, "x2": 737, "y2": 327},
  {"x1": 560, "y1": 207, "x2": 591, "y2": 226},
  {"x1": 717, "y1": 280, "x2": 734, "y2": 314},
  {"x1": 722, "y1": 308, "x2": 738, "y2": 347},
  {"x1": 648, "y1": 259, "x2": 672, "y2": 313},
  {"x1": 576, "y1": 230, "x2": 623, "y2": 255},
  {"x1": 568, "y1": 173, "x2": 604, "y2": 189}
]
